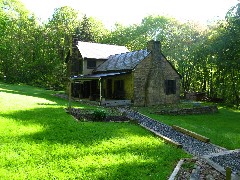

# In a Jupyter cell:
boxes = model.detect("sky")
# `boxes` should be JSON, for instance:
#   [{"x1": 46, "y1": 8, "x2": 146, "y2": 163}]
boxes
[{"x1": 21, "y1": 0, "x2": 239, "y2": 28}]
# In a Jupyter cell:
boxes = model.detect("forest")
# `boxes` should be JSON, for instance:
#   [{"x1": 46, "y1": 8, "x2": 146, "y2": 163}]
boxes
[{"x1": 0, "y1": 0, "x2": 239, "y2": 108}]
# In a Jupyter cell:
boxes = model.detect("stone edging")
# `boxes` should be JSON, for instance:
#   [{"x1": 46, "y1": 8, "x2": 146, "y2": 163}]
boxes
[
  {"x1": 155, "y1": 105, "x2": 218, "y2": 115},
  {"x1": 168, "y1": 159, "x2": 184, "y2": 180},
  {"x1": 132, "y1": 112, "x2": 183, "y2": 148},
  {"x1": 169, "y1": 149, "x2": 240, "y2": 179},
  {"x1": 202, "y1": 149, "x2": 240, "y2": 180}
]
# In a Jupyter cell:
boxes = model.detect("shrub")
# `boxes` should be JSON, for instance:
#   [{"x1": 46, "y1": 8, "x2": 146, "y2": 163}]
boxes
[{"x1": 93, "y1": 109, "x2": 106, "y2": 121}]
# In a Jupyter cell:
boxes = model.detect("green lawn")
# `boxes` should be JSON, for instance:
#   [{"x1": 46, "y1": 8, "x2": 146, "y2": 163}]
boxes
[
  {"x1": 139, "y1": 106, "x2": 240, "y2": 150},
  {"x1": 0, "y1": 83, "x2": 189, "y2": 179}
]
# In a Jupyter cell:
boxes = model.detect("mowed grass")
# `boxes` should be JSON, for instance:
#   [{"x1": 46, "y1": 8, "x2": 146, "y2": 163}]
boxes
[
  {"x1": 139, "y1": 106, "x2": 240, "y2": 150},
  {"x1": 0, "y1": 83, "x2": 189, "y2": 179}
]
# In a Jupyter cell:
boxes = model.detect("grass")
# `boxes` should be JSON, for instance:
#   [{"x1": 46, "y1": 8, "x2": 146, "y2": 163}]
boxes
[
  {"x1": 181, "y1": 160, "x2": 195, "y2": 170},
  {"x1": 138, "y1": 104, "x2": 240, "y2": 150},
  {"x1": 0, "y1": 83, "x2": 189, "y2": 179}
]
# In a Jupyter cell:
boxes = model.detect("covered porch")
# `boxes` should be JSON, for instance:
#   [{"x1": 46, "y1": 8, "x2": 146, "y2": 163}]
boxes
[{"x1": 68, "y1": 72, "x2": 132, "y2": 107}]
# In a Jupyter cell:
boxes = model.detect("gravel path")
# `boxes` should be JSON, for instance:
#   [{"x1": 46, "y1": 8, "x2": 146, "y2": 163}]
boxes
[
  {"x1": 209, "y1": 151, "x2": 240, "y2": 174},
  {"x1": 119, "y1": 108, "x2": 226, "y2": 156},
  {"x1": 118, "y1": 108, "x2": 240, "y2": 177}
]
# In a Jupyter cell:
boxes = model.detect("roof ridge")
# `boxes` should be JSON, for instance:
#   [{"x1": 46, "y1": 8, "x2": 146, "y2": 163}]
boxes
[{"x1": 109, "y1": 49, "x2": 148, "y2": 57}]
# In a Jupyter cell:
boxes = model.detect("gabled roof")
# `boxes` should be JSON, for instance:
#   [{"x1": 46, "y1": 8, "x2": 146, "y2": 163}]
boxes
[
  {"x1": 77, "y1": 41, "x2": 129, "y2": 59},
  {"x1": 95, "y1": 50, "x2": 150, "y2": 73}
]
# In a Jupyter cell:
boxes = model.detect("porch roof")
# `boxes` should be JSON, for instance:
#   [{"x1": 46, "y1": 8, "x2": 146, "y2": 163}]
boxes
[{"x1": 70, "y1": 72, "x2": 128, "y2": 81}]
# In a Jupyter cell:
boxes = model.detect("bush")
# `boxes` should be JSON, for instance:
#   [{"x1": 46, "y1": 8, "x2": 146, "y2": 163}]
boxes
[{"x1": 93, "y1": 109, "x2": 106, "y2": 121}]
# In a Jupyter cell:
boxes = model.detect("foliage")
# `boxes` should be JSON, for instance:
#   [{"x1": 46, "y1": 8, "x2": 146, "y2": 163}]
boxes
[
  {"x1": 0, "y1": 0, "x2": 35, "y2": 83},
  {"x1": 101, "y1": 5, "x2": 239, "y2": 107},
  {"x1": 0, "y1": 0, "x2": 239, "y2": 107},
  {"x1": 181, "y1": 160, "x2": 195, "y2": 170},
  {"x1": 101, "y1": 15, "x2": 175, "y2": 51},
  {"x1": 0, "y1": 2, "x2": 108, "y2": 89},
  {"x1": 0, "y1": 83, "x2": 189, "y2": 179},
  {"x1": 186, "y1": 3, "x2": 240, "y2": 107},
  {"x1": 93, "y1": 109, "x2": 107, "y2": 121}
]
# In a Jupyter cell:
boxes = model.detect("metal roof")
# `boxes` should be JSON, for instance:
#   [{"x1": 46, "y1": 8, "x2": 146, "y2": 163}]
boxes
[
  {"x1": 95, "y1": 49, "x2": 150, "y2": 72},
  {"x1": 77, "y1": 41, "x2": 129, "y2": 59},
  {"x1": 70, "y1": 72, "x2": 128, "y2": 81}
]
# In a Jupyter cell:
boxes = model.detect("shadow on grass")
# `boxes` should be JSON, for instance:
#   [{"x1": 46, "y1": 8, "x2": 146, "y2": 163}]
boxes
[
  {"x1": 0, "y1": 82, "x2": 146, "y2": 147},
  {"x1": 2, "y1": 107, "x2": 189, "y2": 179},
  {"x1": 2, "y1": 106, "x2": 124, "y2": 145},
  {"x1": 0, "y1": 83, "x2": 190, "y2": 179}
]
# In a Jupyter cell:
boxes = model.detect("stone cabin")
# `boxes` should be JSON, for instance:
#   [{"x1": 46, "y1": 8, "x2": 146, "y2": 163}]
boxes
[{"x1": 67, "y1": 40, "x2": 181, "y2": 106}]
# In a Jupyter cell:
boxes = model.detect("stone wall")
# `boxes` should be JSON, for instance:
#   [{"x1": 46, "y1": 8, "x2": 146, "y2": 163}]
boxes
[
  {"x1": 155, "y1": 105, "x2": 218, "y2": 115},
  {"x1": 145, "y1": 41, "x2": 164, "y2": 105},
  {"x1": 133, "y1": 54, "x2": 152, "y2": 106},
  {"x1": 162, "y1": 58, "x2": 181, "y2": 104},
  {"x1": 133, "y1": 40, "x2": 181, "y2": 106}
]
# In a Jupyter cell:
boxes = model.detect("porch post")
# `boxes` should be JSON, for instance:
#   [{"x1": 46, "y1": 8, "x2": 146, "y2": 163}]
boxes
[
  {"x1": 99, "y1": 78, "x2": 102, "y2": 103},
  {"x1": 68, "y1": 79, "x2": 72, "y2": 109},
  {"x1": 89, "y1": 81, "x2": 93, "y2": 97}
]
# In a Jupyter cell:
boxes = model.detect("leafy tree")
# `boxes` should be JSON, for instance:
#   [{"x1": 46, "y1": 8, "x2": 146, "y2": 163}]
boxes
[
  {"x1": 214, "y1": 3, "x2": 240, "y2": 106},
  {"x1": 75, "y1": 15, "x2": 94, "y2": 42},
  {"x1": 0, "y1": 0, "x2": 238, "y2": 107},
  {"x1": 0, "y1": 0, "x2": 35, "y2": 82},
  {"x1": 75, "y1": 15, "x2": 109, "y2": 43},
  {"x1": 184, "y1": 3, "x2": 240, "y2": 107}
]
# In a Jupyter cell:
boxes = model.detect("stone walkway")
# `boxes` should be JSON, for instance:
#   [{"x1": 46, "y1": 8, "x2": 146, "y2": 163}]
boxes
[{"x1": 118, "y1": 108, "x2": 240, "y2": 179}]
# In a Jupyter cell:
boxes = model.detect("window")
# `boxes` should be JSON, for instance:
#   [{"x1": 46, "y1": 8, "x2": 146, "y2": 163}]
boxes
[
  {"x1": 165, "y1": 80, "x2": 176, "y2": 95},
  {"x1": 87, "y1": 60, "x2": 96, "y2": 69}
]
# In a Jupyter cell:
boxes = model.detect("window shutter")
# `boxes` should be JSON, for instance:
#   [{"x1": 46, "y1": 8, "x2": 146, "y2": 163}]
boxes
[
  {"x1": 165, "y1": 80, "x2": 168, "y2": 95},
  {"x1": 173, "y1": 80, "x2": 176, "y2": 94}
]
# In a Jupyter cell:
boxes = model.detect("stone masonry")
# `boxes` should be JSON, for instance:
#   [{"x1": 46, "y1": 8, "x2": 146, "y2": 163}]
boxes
[{"x1": 133, "y1": 40, "x2": 181, "y2": 106}]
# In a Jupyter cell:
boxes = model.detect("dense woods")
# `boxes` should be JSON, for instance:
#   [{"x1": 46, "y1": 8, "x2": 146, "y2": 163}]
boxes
[{"x1": 0, "y1": 0, "x2": 239, "y2": 108}]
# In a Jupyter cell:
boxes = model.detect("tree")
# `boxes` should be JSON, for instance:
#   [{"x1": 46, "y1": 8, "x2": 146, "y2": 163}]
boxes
[
  {"x1": 0, "y1": 0, "x2": 36, "y2": 82},
  {"x1": 187, "y1": 3, "x2": 240, "y2": 107}
]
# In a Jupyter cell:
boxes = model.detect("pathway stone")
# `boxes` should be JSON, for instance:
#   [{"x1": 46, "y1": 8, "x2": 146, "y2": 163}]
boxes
[{"x1": 118, "y1": 107, "x2": 240, "y2": 178}]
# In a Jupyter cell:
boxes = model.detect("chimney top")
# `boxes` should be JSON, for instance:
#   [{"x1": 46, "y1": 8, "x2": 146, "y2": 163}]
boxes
[{"x1": 147, "y1": 40, "x2": 161, "y2": 54}]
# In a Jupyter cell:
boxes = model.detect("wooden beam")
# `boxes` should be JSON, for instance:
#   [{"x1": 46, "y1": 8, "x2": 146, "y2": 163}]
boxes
[
  {"x1": 99, "y1": 78, "x2": 102, "y2": 103},
  {"x1": 140, "y1": 124, "x2": 182, "y2": 148},
  {"x1": 172, "y1": 125, "x2": 210, "y2": 143},
  {"x1": 226, "y1": 167, "x2": 232, "y2": 180}
]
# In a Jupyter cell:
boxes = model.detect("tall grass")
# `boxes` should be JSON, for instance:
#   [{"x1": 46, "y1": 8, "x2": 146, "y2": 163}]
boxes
[{"x1": 0, "y1": 83, "x2": 189, "y2": 179}]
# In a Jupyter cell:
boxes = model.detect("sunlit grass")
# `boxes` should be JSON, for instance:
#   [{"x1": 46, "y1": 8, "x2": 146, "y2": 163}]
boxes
[
  {"x1": 139, "y1": 106, "x2": 240, "y2": 150},
  {"x1": 0, "y1": 83, "x2": 189, "y2": 179}
]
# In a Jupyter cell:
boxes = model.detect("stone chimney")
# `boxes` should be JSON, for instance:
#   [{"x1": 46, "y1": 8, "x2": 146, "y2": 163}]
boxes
[{"x1": 147, "y1": 40, "x2": 161, "y2": 55}]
